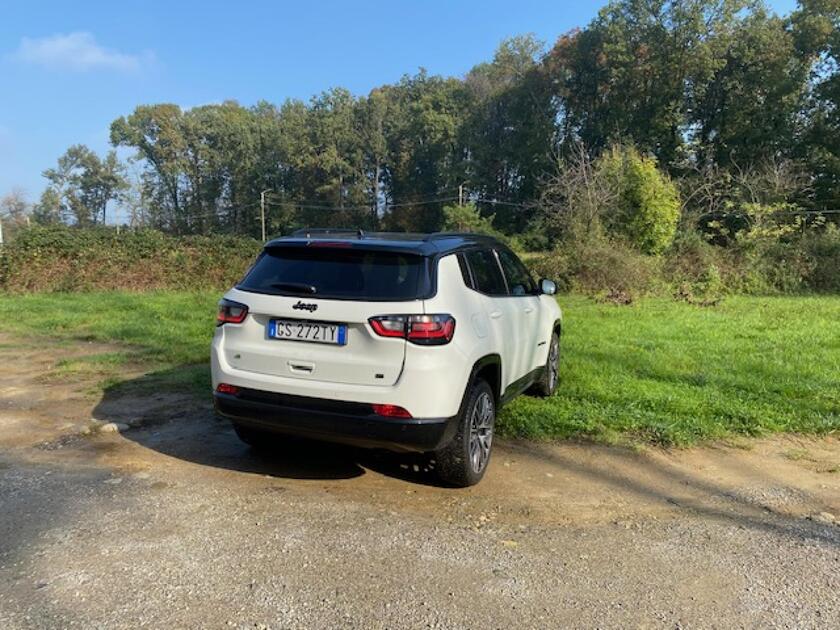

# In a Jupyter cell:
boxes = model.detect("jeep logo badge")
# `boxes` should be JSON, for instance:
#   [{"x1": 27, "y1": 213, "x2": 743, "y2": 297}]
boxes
[{"x1": 293, "y1": 301, "x2": 318, "y2": 312}]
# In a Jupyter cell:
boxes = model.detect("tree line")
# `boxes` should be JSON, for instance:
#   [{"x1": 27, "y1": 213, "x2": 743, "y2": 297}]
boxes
[{"x1": 9, "y1": 0, "x2": 840, "y2": 244}]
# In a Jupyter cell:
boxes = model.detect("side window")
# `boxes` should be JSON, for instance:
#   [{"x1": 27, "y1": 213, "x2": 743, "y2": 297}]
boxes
[
  {"x1": 464, "y1": 249, "x2": 508, "y2": 296},
  {"x1": 497, "y1": 249, "x2": 536, "y2": 296},
  {"x1": 456, "y1": 253, "x2": 474, "y2": 289}
]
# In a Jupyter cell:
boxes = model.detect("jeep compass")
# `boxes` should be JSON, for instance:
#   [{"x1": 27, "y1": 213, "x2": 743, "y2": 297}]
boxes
[{"x1": 212, "y1": 230, "x2": 561, "y2": 486}]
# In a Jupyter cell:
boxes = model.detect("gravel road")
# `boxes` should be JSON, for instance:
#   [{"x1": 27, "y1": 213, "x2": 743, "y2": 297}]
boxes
[{"x1": 0, "y1": 336, "x2": 838, "y2": 628}]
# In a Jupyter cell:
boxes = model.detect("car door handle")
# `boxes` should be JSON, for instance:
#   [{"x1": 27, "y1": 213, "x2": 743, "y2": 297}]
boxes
[
  {"x1": 489, "y1": 311, "x2": 503, "y2": 320},
  {"x1": 524, "y1": 306, "x2": 535, "y2": 314}
]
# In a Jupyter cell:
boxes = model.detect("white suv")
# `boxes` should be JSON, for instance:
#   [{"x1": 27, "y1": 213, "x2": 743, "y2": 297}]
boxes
[{"x1": 211, "y1": 230, "x2": 561, "y2": 486}]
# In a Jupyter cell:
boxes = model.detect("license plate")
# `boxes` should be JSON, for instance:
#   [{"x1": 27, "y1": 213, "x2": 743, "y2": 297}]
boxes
[{"x1": 268, "y1": 319, "x2": 347, "y2": 345}]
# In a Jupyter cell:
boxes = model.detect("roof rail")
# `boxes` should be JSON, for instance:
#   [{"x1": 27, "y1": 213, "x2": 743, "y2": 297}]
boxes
[{"x1": 282, "y1": 229, "x2": 502, "y2": 245}]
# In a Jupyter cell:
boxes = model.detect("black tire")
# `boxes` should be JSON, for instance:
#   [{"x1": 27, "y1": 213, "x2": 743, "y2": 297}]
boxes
[
  {"x1": 533, "y1": 331, "x2": 560, "y2": 397},
  {"x1": 435, "y1": 379, "x2": 496, "y2": 487},
  {"x1": 232, "y1": 423, "x2": 274, "y2": 449}
]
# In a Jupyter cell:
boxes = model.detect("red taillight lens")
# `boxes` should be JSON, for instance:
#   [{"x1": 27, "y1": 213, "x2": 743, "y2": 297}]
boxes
[
  {"x1": 369, "y1": 314, "x2": 455, "y2": 345},
  {"x1": 216, "y1": 383, "x2": 240, "y2": 395},
  {"x1": 406, "y1": 315, "x2": 456, "y2": 344},
  {"x1": 217, "y1": 299, "x2": 249, "y2": 326},
  {"x1": 371, "y1": 403, "x2": 412, "y2": 418}
]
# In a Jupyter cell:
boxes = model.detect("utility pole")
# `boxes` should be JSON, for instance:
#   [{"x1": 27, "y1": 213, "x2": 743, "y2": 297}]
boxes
[
  {"x1": 0, "y1": 217, "x2": 4, "y2": 247},
  {"x1": 260, "y1": 189, "x2": 271, "y2": 242},
  {"x1": 458, "y1": 184, "x2": 464, "y2": 207}
]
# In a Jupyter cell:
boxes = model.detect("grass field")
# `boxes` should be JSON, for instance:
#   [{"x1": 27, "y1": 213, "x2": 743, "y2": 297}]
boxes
[{"x1": 0, "y1": 292, "x2": 838, "y2": 446}]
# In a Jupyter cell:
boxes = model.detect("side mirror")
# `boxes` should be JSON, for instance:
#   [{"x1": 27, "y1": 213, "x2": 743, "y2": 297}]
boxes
[{"x1": 540, "y1": 278, "x2": 557, "y2": 296}]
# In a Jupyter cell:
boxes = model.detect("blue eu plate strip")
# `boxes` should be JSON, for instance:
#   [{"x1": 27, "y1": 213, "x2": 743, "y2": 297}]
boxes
[
  {"x1": 267, "y1": 320, "x2": 276, "y2": 338},
  {"x1": 338, "y1": 325, "x2": 347, "y2": 345}
]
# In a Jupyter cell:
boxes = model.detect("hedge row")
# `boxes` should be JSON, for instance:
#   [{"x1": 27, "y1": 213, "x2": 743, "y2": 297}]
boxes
[
  {"x1": 0, "y1": 226, "x2": 262, "y2": 293},
  {"x1": 529, "y1": 226, "x2": 840, "y2": 298},
  {"x1": 3, "y1": 224, "x2": 839, "y2": 296}
]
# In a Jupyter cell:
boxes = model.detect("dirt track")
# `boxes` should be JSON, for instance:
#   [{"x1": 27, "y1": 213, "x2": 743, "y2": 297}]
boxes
[{"x1": 1, "y1": 335, "x2": 838, "y2": 628}]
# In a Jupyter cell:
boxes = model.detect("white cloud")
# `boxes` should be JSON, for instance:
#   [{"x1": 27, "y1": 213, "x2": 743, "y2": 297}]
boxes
[{"x1": 10, "y1": 32, "x2": 152, "y2": 72}]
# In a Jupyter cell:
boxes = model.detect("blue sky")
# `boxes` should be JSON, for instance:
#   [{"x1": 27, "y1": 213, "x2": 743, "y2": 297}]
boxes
[{"x1": 1, "y1": 0, "x2": 799, "y2": 205}]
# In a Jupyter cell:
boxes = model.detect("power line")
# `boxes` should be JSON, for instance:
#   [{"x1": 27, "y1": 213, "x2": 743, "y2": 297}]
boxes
[
  {"x1": 263, "y1": 200, "x2": 370, "y2": 212},
  {"x1": 258, "y1": 187, "x2": 542, "y2": 213},
  {"x1": 385, "y1": 196, "x2": 459, "y2": 209},
  {"x1": 140, "y1": 205, "x2": 261, "y2": 223},
  {"x1": 696, "y1": 208, "x2": 840, "y2": 219},
  {"x1": 261, "y1": 194, "x2": 463, "y2": 211},
  {"x1": 474, "y1": 197, "x2": 535, "y2": 210},
  {"x1": 772, "y1": 210, "x2": 840, "y2": 215}
]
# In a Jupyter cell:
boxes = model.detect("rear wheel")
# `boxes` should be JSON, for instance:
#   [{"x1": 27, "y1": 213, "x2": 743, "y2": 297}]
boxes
[
  {"x1": 533, "y1": 331, "x2": 560, "y2": 397},
  {"x1": 435, "y1": 379, "x2": 495, "y2": 487}
]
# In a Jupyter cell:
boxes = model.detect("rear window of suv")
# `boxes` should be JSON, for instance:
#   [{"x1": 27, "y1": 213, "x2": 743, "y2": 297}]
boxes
[{"x1": 238, "y1": 246, "x2": 428, "y2": 301}]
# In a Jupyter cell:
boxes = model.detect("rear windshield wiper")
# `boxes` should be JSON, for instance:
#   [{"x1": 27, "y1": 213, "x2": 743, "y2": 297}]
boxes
[{"x1": 269, "y1": 282, "x2": 317, "y2": 295}]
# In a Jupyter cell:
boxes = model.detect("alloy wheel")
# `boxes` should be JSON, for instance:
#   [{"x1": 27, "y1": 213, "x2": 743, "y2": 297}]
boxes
[
  {"x1": 468, "y1": 391, "x2": 494, "y2": 473},
  {"x1": 548, "y1": 336, "x2": 560, "y2": 392}
]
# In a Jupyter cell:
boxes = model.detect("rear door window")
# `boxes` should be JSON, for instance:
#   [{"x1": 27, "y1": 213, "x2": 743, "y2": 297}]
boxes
[
  {"x1": 238, "y1": 247, "x2": 427, "y2": 301},
  {"x1": 464, "y1": 249, "x2": 508, "y2": 296},
  {"x1": 497, "y1": 249, "x2": 537, "y2": 296}
]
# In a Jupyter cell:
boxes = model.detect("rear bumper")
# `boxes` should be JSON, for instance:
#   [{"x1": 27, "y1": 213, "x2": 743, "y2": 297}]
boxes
[{"x1": 214, "y1": 387, "x2": 459, "y2": 453}]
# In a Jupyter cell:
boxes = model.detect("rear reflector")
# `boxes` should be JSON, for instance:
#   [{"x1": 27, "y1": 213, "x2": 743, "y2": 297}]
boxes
[
  {"x1": 371, "y1": 404, "x2": 412, "y2": 418},
  {"x1": 216, "y1": 383, "x2": 240, "y2": 395},
  {"x1": 369, "y1": 314, "x2": 455, "y2": 345}
]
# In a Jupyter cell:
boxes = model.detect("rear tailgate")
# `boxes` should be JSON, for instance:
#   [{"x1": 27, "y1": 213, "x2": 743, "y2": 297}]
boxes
[{"x1": 218, "y1": 245, "x2": 430, "y2": 387}]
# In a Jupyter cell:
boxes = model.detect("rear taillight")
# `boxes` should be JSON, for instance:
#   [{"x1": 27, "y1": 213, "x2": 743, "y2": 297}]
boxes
[
  {"x1": 371, "y1": 403, "x2": 412, "y2": 418},
  {"x1": 368, "y1": 315, "x2": 408, "y2": 338},
  {"x1": 368, "y1": 314, "x2": 456, "y2": 345},
  {"x1": 217, "y1": 299, "x2": 249, "y2": 326}
]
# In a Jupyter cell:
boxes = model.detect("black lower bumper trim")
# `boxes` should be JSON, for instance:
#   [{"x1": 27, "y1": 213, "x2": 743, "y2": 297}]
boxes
[{"x1": 214, "y1": 388, "x2": 458, "y2": 453}]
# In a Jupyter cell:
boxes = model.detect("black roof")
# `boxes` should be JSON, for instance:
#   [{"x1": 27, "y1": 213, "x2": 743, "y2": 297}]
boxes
[{"x1": 264, "y1": 228, "x2": 505, "y2": 256}]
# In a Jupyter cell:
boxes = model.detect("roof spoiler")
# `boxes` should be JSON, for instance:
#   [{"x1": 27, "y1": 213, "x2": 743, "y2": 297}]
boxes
[{"x1": 291, "y1": 228, "x2": 365, "y2": 239}]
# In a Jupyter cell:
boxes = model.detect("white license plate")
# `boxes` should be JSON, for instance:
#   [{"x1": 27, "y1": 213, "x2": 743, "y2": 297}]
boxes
[{"x1": 268, "y1": 319, "x2": 347, "y2": 345}]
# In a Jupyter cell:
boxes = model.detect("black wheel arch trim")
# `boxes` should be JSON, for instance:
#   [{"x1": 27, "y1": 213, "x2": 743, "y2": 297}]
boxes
[{"x1": 467, "y1": 354, "x2": 502, "y2": 405}]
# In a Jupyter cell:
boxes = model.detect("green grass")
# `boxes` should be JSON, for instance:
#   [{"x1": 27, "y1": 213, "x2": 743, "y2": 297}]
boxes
[
  {"x1": 502, "y1": 295, "x2": 840, "y2": 445},
  {"x1": 0, "y1": 291, "x2": 217, "y2": 395},
  {"x1": 0, "y1": 291, "x2": 838, "y2": 446},
  {"x1": 0, "y1": 291, "x2": 216, "y2": 364}
]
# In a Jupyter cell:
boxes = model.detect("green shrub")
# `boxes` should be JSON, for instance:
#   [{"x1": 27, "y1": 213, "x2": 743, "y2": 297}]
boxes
[
  {"x1": 802, "y1": 223, "x2": 840, "y2": 292},
  {"x1": 746, "y1": 239, "x2": 814, "y2": 294},
  {"x1": 441, "y1": 202, "x2": 516, "y2": 246},
  {"x1": 598, "y1": 146, "x2": 681, "y2": 255},
  {"x1": 531, "y1": 236, "x2": 663, "y2": 297},
  {"x1": 664, "y1": 230, "x2": 744, "y2": 296}
]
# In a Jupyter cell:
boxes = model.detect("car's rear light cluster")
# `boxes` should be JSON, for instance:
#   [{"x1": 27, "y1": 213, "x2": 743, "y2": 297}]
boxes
[
  {"x1": 217, "y1": 299, "x2": 249, "y2": 326},
  {"x1": 368, "y1": 314, "x2": 456, "y2": 345}
]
